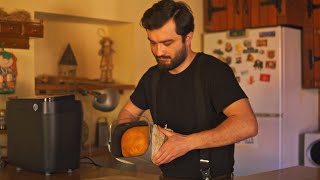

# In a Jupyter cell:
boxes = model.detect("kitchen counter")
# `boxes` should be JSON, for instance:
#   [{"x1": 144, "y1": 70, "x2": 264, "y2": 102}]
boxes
[{"x1": 0, "y1": 162, "x2": 319, "y2": 180}]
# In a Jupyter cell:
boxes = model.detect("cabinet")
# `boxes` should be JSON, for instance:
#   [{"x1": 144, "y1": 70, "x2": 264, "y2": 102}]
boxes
[
  {"x1": 204, "y1": 0, "x2": 251, "y2": 31},
  {"x1": 302, "y1": 0, "x2": 320, "y2": 88},
  {"x1": 0, "y1": 20, "x2": 43, "y2": 49},
  {"x1": 204, "y1": 0, "x2": 305, "y2": 32}
]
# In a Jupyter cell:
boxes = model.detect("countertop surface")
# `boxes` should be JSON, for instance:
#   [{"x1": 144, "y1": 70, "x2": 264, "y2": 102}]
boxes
[{"x1": 0, "y1": 153, "x2": 319, "y2": 180}]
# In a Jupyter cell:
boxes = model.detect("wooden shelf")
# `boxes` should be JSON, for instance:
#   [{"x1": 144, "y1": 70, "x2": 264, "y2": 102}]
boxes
[{"x1": 35, "y1": 76, "x2": 135, "y2": 95}]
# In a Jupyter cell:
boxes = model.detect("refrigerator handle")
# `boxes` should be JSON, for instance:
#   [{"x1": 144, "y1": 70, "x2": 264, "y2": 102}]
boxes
[{"x1": 309, "y1": 49, "x2": 320, "y2": 69}]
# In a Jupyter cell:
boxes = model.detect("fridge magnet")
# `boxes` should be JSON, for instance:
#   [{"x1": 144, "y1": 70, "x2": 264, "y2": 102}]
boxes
[
  {"x1": 243, "y1": 40, "x2": 252, "y2": 47},
  {"x1": 259, "y1": 31, "x2": 276, "y2": 38},
  {"x1": 259, "y1": 49, "x2": 265, "y2": 54},
  {"x1": 240, "y1": 70, "x2": 249, "y2": 75},
  {"x1": 0, "y1": 48, "x2": 17, "y2": 94},
  {"x1": 226, "y1": 56, "x2": 232, "y2": 64},
  {"x1": 243, "y1": 47, "x2": 259, "y2": 54},
  {"x1": 217, "y1": 39, "x2": 223, "y2": 45},
  {"x1": 253, "y1": 59, "x2": 263, "y2": 70},
  {"x1": 236, "y1": 76, "x2": 241, "y2": 82},
  {"x1": 256, "y1": 39, "x2": 268, "y2": 47},
  {"x1": 235, "y1": 43, "x2": 243, "y2": 54},
  {"x1": 213, "y1": 49, "x2": 224, "y2": 56},
  {"x1": 266, "y1": 60, "x2": 276, "y2": 69},
  {"x1": 236, "y1": 57, "x2": 242, "y2": 64},
  {"x1": 225, "y1": 42, "x2": 232, "y2": 52},
  {"x1": 267, "y1": 50, "x2": 275, "y2": 59},
  {"x1": 246, "y1": 54, "x2": 254, "y2": 62},
  {"x1": 260, "y1": 73, "x2": 271, "y2": 82},
  {"x1": 248, "y1": 75, "x2": 255, "y2": 85}
]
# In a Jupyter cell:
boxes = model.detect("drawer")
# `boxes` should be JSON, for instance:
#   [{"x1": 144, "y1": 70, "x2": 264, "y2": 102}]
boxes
[
  {"x1": 23, "y1": 24, "x2": 44, "y2": 37},
  {"x1": 0, "y1": 36, "x2": 29, "y2": 49},
  {"x1": 0, "y1": 22, "x2": 22, "y2": 35}
]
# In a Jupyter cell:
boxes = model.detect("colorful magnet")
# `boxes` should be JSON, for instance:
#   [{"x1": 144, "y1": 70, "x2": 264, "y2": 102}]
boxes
[
  {"x1": 266, "y1": 60, "x2": 276, "y2": 69},
  {"x1": 236, "y1": 57, "x2": 242, "y2": 64},
  {"x1": 248, "y1": 75, "x2": 255, "y2": 84},
  {"x1": 243, "y1": 40, "x2": 252, "y2": 47},
  {"x1": 259, "y1": 49, "x2": 265, "y2": 54},
  {"x1": 240, "y1": 70, "x2": 249, "y2": 75},
  {"x1": 213, "y1": 49, "x2": 224, "y2": 55},
  {"x1": 247, "y1": 54, "x2": 254, "y2": 62},
  {"x1": 267, "y1": 50, "x2": 275, "y2": 59},
  {"x1": 235, "y1": 43, "x2": 243, "y2": 54},
  {"x1": 256, "y1": 39, "x2": 268, "y2": 47},
  {"x1": 217, "y1": 39, "x2": 223, "y2": 44},
  {"x1": 259, "y1": 31, "x2": 276, "y2": 37},
  {"x1": 253, "y1": 59, "x2": 263, "y2": 70},
  {"x1": 260, "y1": 73, "x2": 270, "y2": 82},
  {"x1": 236, "y1": 76, "x2": 241, "y2": 82},
  {"x1": 225, "y1": 42, "x2": 232, "y2": 52},
  {"x1": 226, "y1": 56, "x2": 232, "y2": 64},
  {"x1": 243, "y1": 47, "x2": 259, "y2": 53}
]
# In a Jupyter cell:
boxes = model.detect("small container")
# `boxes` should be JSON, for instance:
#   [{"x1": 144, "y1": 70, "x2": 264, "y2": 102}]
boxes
[{"x1": 0, "y1": 109, "x2": 6, "y2": 130}]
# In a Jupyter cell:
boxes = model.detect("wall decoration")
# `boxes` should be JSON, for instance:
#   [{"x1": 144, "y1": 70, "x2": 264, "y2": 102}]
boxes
[
  {"x1": 58, "y1": 44, "x2": 78, "y2": 81},
  {"x1": 0, "y1": 48, "x2": 17, "y2": 94}
]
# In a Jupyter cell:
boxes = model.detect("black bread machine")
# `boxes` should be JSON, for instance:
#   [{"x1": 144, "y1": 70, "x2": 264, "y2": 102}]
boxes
[{"x1": 6, "y1": 95, "x2": 82, "y2": 174}]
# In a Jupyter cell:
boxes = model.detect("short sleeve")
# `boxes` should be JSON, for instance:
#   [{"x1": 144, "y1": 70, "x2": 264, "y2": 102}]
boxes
[
  {"x1": 209, "y1": 61, "x2": 247, "y2": 113},
  {"x1": 130, "y1": 67, "x2": 154, "y2": 110}
]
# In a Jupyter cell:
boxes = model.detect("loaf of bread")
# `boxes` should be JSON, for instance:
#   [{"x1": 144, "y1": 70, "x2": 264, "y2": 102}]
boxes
[{"x1": 121, "y1": 126, "x2": 149, "y2": 157}]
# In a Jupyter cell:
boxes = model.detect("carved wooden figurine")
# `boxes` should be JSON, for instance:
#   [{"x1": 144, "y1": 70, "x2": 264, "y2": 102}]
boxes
[{"x1": 99, "y1": 37, "x2": 114, "y2": 83}]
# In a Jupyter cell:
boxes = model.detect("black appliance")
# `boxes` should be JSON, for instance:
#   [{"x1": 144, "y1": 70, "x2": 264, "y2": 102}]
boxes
[{"x1": 6, "y1": 95, "x2": 82, "y2": 174}]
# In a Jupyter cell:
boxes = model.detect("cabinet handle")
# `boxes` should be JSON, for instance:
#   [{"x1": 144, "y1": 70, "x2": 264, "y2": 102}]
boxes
[
  {"x1": 307, "y1": 0, "x2": 320, "y2": 17},
  {"x1": 260, "y1": 0, "x2": 282, "y2": 13},
  {"x1": 309, "y1": 49, "x2": 320, "y2": 69},
  {"x1": 207, "y1": 0, "x2": 227, "y2": 21}
]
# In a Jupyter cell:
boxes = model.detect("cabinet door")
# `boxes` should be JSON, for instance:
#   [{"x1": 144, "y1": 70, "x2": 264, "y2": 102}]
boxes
[
  {"x1": 204, "y1": 0, "x2": 229, "y2": 31},
  {"x1": 204, "y1": 0, "x2": 250, "y2": 31},
  {"x1": 250, "y1": 0, "x2": 278, "y2": 27}
]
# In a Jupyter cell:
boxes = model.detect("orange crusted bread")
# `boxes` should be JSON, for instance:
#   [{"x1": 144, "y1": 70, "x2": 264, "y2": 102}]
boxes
[{"x1": 121, "y1": 126, "x2": 149, "y2": 157}]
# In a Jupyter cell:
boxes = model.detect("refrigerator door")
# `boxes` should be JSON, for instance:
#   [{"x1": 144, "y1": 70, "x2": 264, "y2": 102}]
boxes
[{"x1": 203, "y1": 27, "x2": 283, "y2": 175}]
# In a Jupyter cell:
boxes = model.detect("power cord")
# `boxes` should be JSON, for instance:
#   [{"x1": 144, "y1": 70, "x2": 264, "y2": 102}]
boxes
[{"x1": 80, "y1": 156, "x2": 102, "y2": 167}]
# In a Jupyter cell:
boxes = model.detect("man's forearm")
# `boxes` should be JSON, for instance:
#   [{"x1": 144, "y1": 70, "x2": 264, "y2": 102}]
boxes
[{"x1": 187, "y1": 115, "x2": 258, "y2": 150}]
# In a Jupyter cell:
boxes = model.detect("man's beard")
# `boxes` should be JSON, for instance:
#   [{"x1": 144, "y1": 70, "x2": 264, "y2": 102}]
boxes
[{"x1": 154, "y1": 45, "x2": 187, "y2": 71}]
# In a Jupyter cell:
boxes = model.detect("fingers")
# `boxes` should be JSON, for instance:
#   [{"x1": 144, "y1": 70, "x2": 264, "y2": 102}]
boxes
[
  {"x1": 157, "y1": 125, "x2": 174, "y2": 137},
  {"x1": 152, "y1": 144, "x2": 174, "y2": 165}
]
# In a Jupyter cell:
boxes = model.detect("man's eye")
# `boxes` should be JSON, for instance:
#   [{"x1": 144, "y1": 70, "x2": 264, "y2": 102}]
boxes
[{"x1": 163, "y1": 42, "x2": 172, "y2": 46}]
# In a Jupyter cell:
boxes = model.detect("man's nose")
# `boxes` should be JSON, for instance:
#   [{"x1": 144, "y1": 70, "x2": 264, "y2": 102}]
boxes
[{"x1": 154, "y1": 44, "x2": 165, "y2": 56}]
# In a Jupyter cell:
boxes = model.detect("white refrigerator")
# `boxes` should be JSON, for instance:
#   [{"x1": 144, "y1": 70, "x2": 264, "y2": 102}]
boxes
[{"x1": 203, "y1": 26, "x2": 319, "y2": 176}]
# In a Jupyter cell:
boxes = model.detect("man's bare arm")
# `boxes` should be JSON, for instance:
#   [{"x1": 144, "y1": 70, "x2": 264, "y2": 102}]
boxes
[{"x1": 117, "y1": 100, "x2": 145, "y2": 124}]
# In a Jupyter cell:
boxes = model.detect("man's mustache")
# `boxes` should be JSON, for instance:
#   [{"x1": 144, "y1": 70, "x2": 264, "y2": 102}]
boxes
[{"x1": 156, "y1": 56, "x2": 171, "y2": 59}]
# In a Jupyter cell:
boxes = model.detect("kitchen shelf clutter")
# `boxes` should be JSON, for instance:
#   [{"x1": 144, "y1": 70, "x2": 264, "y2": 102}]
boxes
[{"x1": 35, "y1": 75, "x2": 135, "y2": 95}]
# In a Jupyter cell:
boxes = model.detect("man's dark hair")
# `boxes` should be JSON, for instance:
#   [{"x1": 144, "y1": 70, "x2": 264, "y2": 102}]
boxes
[{"x1": 141, "y1": 0, "x2": 194, "y2": 41}]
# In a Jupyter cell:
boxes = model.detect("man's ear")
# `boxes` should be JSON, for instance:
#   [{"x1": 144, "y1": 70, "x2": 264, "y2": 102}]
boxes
[{"x1": 186, "y1": 32, "x2": 193, "y2": 45}]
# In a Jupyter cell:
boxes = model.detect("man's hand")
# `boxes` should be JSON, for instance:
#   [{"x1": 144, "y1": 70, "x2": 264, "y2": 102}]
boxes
[{"x1": 152, "y1": 126, "x2": 192, "y2": 166}]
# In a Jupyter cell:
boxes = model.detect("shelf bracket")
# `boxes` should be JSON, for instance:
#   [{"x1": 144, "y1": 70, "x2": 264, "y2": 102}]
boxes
[{"x1": 308, "y1": 0, "x2": 320, "y2": 17}]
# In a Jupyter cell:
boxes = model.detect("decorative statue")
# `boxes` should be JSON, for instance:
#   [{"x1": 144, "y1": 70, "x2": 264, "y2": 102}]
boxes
[{"x1": 98, "y1": 36, "x2": 115, "y2": 83}]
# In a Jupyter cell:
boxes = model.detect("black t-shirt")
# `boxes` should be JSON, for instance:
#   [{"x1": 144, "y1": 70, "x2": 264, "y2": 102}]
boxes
[{"x1": 130, "y1": 52, "x2": 247, "y2": 179}]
